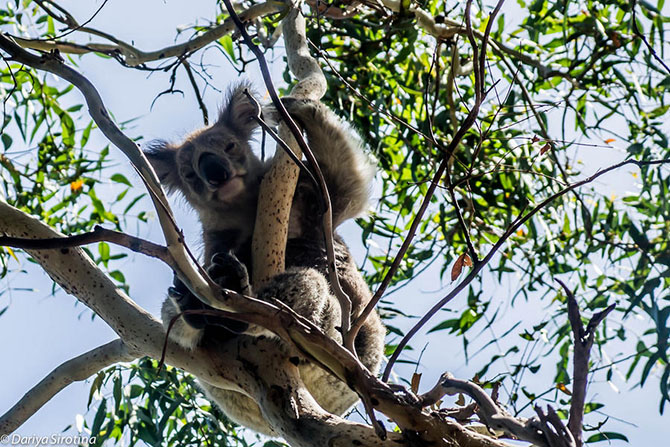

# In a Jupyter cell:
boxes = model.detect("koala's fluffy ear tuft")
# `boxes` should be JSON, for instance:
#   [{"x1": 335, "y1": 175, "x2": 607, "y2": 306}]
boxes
[
  {"x1": 144, "y1": 141, "x2": 182, "y2": 192},
  {"x1": 217, "y1": 82, "x2": 259, "y2": 141}
]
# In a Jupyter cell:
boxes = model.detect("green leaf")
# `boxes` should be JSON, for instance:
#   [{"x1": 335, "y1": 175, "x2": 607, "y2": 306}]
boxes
[
  {"x1": 98, "y1": 242, "x2": 110, "y2": 265},
  {"x1": 87, "y1": 371, "x2": 105, "y2": 408},
  {"x1": 585, "y1": 432, "x2": 629, "y2": 443},
  {"x1": 90, "y1": 399, "x2": 107, "y2": 436},
  {"x1": 1, "y1": 133, "x2": 12, "y2": 149},
  {"x1": 219, "y1": 35, "x2": 236, "y2": 62},
  {"x1": 110, "y1": 173, "x2": 132, "y2": 187}
]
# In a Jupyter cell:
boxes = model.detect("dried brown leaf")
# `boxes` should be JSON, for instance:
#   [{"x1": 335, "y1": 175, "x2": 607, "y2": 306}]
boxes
[{"x1": 411, "y1": 372, "x2": 422, "y2": 394}]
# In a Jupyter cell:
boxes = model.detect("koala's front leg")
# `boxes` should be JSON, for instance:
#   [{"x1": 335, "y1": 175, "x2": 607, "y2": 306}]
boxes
[
  {"x1": 279, "y1": 97, "x2": 375, "y2": 227},
  {"x1": 162, "y1": 254, "x2": 251, "y2": 349},
  {"x1": 208, "y1": 251, "x2": 253, "y2": 296}
]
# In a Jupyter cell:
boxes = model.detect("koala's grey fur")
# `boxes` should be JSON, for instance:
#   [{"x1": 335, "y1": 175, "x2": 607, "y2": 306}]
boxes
[{"x1": 145, "y1": 84, "x2": 385, "y2": 436}]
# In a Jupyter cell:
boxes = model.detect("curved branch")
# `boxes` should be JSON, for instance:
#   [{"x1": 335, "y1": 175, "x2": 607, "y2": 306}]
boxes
[
  {"x1": 16, "y1": 2, "x2": 286, "y2": 67},
  {"x1": 220, "y1": 1, "x2": 354, "y2": 334},
  {"x1": 0, "y1": 339, "x2": 137, "y2": 435}
]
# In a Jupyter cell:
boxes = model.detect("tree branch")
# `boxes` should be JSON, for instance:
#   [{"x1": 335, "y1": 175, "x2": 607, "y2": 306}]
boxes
[
  {"x1": 0, "y1": 32, "x2": 227, "y2": 313},
  {"x1": 17, "y1": 1, "x2": 286, "y2": 67},
  {"x1": 0, "y1": 339, "x2": 137, "y2": 435},
  {"x1": 221, "y1": 0, "x2": 353, "y2": 335},
  {"x1": 0, "y1": 200, "x2": 383, "y2": 444},
  {"x1": 422, "y1": 373, "x2": 575, "y2": 447},
  {"x1": 555, "y1": 279, "x2": 615, "y2": 447},
  {"x1": 0, "y1": 225, "x2": 172, "y2": 267}
]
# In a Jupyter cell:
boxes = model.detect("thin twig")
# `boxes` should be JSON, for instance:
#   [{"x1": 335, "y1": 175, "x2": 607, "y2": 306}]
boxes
[
  {"x1": 0, "y1": 225, "x2": 172, "y2": 267},
  {"x1": 353, "y1": 0, "x2": 503, "y2": 359},
  {"x1": 631, "y1": 0, "x2": 670, "y2": 75},
  {"x1": 383, "y1": 157, "x2": 670, "y2": 381},
  {"x1": 242, "y1": 90, "x2": 315, "y2": 183},
  {"x1": 181, "y1": 59, "x2": 209, "y2": 125}
]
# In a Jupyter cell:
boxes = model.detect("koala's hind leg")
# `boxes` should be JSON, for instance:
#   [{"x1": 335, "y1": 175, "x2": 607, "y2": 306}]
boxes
[
  {"x1": 258, "y1": 267, "x2": 342, "y2": 342},
  {"x1": 198, "y1": 383, "x2": 278, "y2": 436},
  {"x1": 280, "y1": 98, "x2": 375, "y2": 227}
]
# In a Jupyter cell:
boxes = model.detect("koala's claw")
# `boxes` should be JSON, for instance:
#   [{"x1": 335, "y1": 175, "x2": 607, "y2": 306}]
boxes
[
  {"x1": 261, "y1": 97, "x2": 318, "y2": 130},
  {"x1": 281, "y1": 97, "x2": 318, "y2": 124},
  {"x1": 208, "y1": 251, "x2": 252, "y2": 295}
]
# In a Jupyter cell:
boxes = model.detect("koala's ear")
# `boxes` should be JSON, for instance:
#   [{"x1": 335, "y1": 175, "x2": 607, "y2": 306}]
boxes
[
  {"x1": 144, "y1": 141, "x2": 182, "y2": 192},
  {"x1": 217, "y1": 83, "x2": 259, "y2": 141}
]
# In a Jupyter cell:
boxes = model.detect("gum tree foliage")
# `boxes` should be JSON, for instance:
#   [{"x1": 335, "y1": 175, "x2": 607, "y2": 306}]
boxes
[{"x1": 1, "y1": 0, "x2": 669, "y2": 445}]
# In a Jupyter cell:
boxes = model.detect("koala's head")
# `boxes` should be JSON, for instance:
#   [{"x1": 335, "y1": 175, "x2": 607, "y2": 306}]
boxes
[{"x1": 145, "y1": 84, "x2": 264, "y2": 211}]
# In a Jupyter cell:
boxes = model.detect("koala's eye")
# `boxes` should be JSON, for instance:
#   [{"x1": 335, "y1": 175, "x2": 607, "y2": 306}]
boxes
[{"x1": 224, "y1": 143, "x2": 235, "y2": 152}]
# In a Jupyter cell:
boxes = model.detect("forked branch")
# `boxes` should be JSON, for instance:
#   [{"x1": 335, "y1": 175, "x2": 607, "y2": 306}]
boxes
[
  {"x1": 0, "y1": 33, "x2": 224, "y2": 312},
  {"x1": 421, "y1": 373, "x2": 575, "y2": 447},
  {"x1": 556, "y1": 279, "x2": 615, "y2": 446}
]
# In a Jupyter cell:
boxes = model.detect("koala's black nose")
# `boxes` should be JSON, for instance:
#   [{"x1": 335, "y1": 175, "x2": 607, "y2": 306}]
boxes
[{"x1": 198, "y1": 152, "x2": 230, "y2": 187}]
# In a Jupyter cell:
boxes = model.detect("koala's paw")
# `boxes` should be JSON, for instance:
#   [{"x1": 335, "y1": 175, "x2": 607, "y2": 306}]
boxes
[
  {"x1": 208, "y1": 251, "x2": 252, "y2": 295},
  {"x1": 261, "y1": 97, "x2": 319, "y2": 129},
  {"x1": 168, "y1": 275, "x2": 248, "y2": 335},
  {"x1": 167, "y1": 277, "x2": 209, "y2": 330},
  {"x1": 281, "y1": 97, "x2": 319, "y2": 125}
]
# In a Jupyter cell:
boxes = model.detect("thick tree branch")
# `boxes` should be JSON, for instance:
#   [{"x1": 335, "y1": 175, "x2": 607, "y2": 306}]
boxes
[
  {"x1": 0, "y1": 202, "x2": 392, "y2": 446},
  {"x1": 0, "y1": 200, "x2": 391, "y2": 445},
  {"x1": 0, "y1": 339, "x2": 137, "y2": 435}
]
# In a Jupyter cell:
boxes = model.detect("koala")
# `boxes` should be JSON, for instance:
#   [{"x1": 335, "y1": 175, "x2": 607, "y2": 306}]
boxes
[{"x1": 145, "y1": 84, "x2": 385, "y2": 436}]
